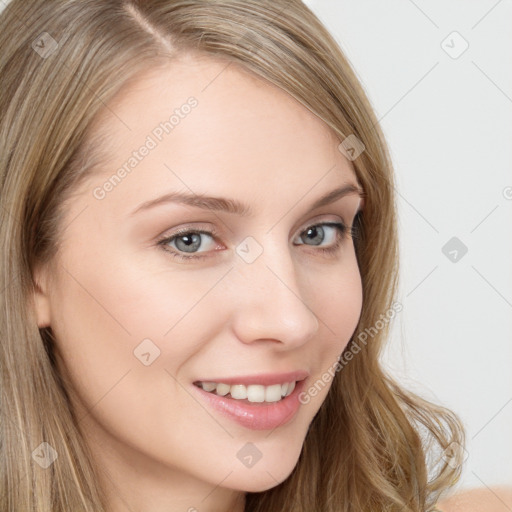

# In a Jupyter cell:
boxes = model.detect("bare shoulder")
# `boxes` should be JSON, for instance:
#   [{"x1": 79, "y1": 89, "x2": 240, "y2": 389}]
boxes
[{"x1": 437, "y1": 486, "x2": 512, "y2": 512}]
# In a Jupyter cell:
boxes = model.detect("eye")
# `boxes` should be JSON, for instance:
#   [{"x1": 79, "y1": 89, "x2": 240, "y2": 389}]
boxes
[
  {"x1": 292, "y1": 221, "x2": 352, "y2": 256},
  {"x1": 157, "y1": 217, "x2": 359, "y2": 263},
  {"x1": 157, "y1": 227, "x2": 219, "y2": 261}
]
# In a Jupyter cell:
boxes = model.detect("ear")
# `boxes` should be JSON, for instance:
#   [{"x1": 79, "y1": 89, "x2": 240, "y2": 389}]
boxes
[{"x1": 32, "y1": 263, "x2": 52, "y2": 329}]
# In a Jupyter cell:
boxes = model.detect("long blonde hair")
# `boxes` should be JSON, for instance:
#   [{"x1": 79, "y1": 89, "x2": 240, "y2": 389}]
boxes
[{"x1": 0, "y1": 1, "x2": 465, "y2": 510}]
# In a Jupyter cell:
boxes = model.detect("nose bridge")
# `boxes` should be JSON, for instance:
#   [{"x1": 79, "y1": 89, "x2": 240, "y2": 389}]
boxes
[{"x1": 230, "y1": 233, "x2": 320, "y2": 345}]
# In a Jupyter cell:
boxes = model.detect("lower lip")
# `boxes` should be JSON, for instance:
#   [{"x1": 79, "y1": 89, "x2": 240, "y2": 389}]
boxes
[{"x1": 192, "y1": 379, "x2": 306, "y2": 431}]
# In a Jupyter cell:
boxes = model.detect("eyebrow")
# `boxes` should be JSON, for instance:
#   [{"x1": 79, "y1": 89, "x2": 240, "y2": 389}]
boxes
[{"x1": 130, "y1": 183, "x2": 364, "y2": 217}]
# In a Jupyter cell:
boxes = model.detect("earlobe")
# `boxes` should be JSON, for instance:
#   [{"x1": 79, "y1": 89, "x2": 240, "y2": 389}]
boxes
[{"x1": 32, "y1": 266, "x2": 52, "y2": 329}]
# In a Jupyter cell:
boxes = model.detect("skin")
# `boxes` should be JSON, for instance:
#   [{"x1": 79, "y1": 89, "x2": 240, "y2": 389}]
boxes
[
  {"x1": 437, "y1": 486, "x2": 512, "y2": 512},
  {"x1": 33, "y1": 53, "x2": 364, "y2": 512}
]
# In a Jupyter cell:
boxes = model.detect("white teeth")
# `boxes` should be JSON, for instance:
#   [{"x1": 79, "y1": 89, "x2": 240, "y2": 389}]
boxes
[
  {"x1": 215, "y1": 383, "x2": 230, "y2": 396},
  {"x1": 247, "y1": 385, "x2": 265, "y2": 402},
  {"x1": 265, "y1": 384, "x2": 283, "y2": 402},
  {"x1": 230, "y1": 384, "x2": 247, "y2": 400},
  {"x1": 201, "y1": 382, "x2": 217, "y2": 392},
  {"x1": 197, "y1": 380, "x2": 298, "y2": 403}
]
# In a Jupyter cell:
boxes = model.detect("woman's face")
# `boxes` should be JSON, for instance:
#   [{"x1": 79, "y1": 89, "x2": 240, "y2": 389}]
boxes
[{"x1": 34, "y1": 53, "x2": 364, "y2": 510}]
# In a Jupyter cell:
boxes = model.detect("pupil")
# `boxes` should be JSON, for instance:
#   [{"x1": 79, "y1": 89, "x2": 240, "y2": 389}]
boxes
[
  {"x1": 305, "y1": 226, "x2": 324, "y2": 246},
  {"x1": 176, "y1": 233, "x2": 201, "y2": 252}
]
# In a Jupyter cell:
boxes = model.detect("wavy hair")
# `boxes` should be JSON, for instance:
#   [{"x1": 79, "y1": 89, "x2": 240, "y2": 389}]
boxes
[{"x1": 0, "y1": 0, "x2": 465, "y2": 510}]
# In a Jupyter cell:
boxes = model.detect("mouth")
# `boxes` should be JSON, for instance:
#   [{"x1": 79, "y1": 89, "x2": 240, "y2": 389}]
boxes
[
  {"x1": 193, "y1": 379, "x2": 300, "y2": 404},
  {"x1": 192, "y1": 375, "x2": 308, "y2": 430},
  {"x1": 192, "y1": 369, "x2": 309, "y2": 405}
]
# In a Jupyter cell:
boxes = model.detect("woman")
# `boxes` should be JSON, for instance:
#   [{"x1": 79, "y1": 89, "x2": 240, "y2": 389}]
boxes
[{"x1": 0, "y1": 1, "x2": 465, "y2": 510}]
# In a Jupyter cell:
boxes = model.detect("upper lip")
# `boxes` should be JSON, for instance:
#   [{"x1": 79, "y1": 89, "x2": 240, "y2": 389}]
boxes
[{"x1": 193, "y1": 370, "x2": 309, "y2": 387}]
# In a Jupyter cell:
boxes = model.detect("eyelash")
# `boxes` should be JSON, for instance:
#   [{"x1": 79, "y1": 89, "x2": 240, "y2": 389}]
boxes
[{"x1": 156, "y1": 216, "x2": 360, "y2": 263}]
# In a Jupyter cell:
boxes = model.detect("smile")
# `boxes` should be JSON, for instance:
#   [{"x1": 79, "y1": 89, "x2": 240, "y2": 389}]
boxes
[{"x1": 194, "y1": 380, "x2": 297, "y2": 403}]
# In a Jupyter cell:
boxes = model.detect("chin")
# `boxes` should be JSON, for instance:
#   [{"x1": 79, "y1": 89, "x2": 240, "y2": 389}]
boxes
[{"x1": 225, "y1": 461, "x2": 298, "y2": 493}]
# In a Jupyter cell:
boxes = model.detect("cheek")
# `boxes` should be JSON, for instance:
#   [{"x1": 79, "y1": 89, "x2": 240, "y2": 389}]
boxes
[
  {"x1": 46, "y1": 247, "x2": 177, "y2": 410},
  {"x1": 305, "y1": 252, "x2": 363, "y2": 369},
  {"x1": 48, "y1": 240, "x2": 231, "y2": 402},
  {"x1": 287, "y1": 253, "x2": 362, "y2": 411}
]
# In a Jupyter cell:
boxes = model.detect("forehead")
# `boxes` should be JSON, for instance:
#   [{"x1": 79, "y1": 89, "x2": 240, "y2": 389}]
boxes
[{"x1": 76, "y1": 53, "x2": 359, "y2": 218}]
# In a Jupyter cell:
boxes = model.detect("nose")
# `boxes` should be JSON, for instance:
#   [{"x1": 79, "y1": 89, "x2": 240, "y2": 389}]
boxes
[{"x1": 229, "y1": 239, "x2": 320, "y2": 349}]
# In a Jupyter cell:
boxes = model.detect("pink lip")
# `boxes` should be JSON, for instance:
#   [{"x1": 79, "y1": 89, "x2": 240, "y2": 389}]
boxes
[
  {"x1": 193, "y1": 370, "x2": 309, "y2": 387},
  {"x1": 192, "y1": 377, "x2": 307, "y2": 431}
]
